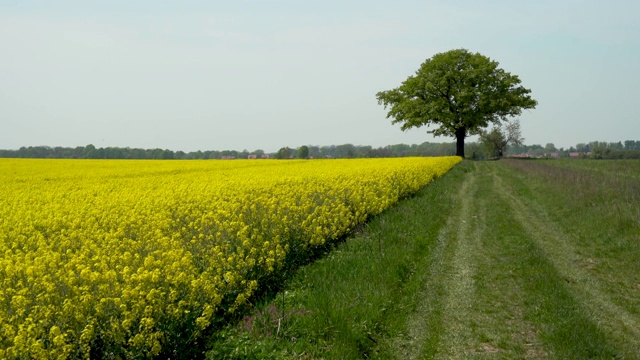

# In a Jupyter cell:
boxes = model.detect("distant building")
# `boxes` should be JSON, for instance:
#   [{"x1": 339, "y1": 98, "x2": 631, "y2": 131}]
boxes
[
  {"x1": 247, "y1": 154, "x2": 269, "y2": 159},
  {"x1": 510, "y1": 153, "x2": 533, "y2": 158}
]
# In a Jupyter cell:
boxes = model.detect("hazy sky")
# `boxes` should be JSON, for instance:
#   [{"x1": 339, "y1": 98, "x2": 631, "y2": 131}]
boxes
[{"x1": 1, "y1": 1, "x2": 639, "y2": 152}]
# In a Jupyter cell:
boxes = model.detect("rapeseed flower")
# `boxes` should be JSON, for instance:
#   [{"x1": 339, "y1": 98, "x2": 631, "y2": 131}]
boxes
[{"x1": 0, "y1": 156, "x2": 460, "y2": 358}]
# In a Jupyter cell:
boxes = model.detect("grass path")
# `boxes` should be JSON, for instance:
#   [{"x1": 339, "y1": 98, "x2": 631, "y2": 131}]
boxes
[
  {"x1": 393, "y1": 162, "x2": 550, "y2": 359},
  {"x1": 389, "y1": 161, "x2": 634, "y2": 358},
  {"x1": 436, "y1": 167, "x2": 479, "y2": 358},
  {"x1": 206, "y1": 160, "x2": 640, "y2": 359},
  {"x1": 395, "y1": 163, "x2": 479, "y2": 359}
]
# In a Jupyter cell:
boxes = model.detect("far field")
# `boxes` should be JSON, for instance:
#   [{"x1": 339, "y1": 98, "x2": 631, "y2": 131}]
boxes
[{"x1": 209, "y1": 159, "x2": 640, "y2": 359}]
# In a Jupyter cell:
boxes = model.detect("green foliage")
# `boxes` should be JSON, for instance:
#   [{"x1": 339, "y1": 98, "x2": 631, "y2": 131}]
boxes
[
  {"x1": 479, "y1": 119, "x2": 524, "y2": 158},
  {"x1": 3, "y1": 139, "x2": 640, "y2": 160},
  {"x1": 376, "y1": 49, "x2": 537, "y2": 157},
  {"x1": 544, "y1": 143, "x2": 557, "y2": 156},
  {"x1": 480, "y1": 127, "x2": 507, "y2": 158},
  {"x1": 296, "y1": 145, "x2": 309, "y2": 159},
  {"x1": 275, "y1": 147, "x2": 293, "y2": 159}
]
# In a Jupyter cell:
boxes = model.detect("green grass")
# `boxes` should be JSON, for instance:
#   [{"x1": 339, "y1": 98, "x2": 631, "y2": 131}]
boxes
[{"x1": 205, "y1": 159, "x2": 640, "y2": 359}]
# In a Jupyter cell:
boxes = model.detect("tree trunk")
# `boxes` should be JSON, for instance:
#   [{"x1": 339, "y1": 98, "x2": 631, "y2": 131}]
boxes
[{"x1": 455, "y1": 128, "x2": 466, "y2": 158}]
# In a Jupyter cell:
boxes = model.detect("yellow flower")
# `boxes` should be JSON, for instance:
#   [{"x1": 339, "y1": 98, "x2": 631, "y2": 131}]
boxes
[{"x1": 0, "y1": 156, "x2": 460, "y2": 357}]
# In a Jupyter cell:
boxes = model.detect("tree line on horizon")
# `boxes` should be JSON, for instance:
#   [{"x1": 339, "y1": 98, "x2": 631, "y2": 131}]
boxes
[
  {"x1": 0, "y1": 142, "x2": 455, "y2": 160},
  {"x1": 2, "y1": 140, "x2": 640, "y2": 160}
]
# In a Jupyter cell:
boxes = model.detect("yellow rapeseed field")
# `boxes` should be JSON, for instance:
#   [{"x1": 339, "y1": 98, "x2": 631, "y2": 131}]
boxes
[{"x1": 0, "y1": 157, "x2": 460, "y2": 358}]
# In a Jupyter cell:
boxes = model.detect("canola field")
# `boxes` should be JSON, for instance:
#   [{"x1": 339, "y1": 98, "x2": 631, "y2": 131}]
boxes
[{"x1": 0, "y1": 157, "x2": 461, "y2": 358}]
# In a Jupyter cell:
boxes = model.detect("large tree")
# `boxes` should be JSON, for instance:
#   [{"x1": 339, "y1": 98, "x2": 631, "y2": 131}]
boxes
[{"x1": 376, "y1": 49, "x2": 537, "y2": 158}]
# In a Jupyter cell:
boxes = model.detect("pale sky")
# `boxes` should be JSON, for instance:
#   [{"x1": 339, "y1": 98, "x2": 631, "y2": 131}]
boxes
[{"x1": 1, "y1": 1, "x2": 639, "y2": 152}]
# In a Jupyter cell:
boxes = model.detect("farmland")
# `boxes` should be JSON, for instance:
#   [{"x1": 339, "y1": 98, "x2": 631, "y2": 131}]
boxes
[
  {"x1": 0, "y1": 157, "x2": 460, "y2": 358},
  {"x1": 208, "y1": 159, "x2": 640, "y2": 359}
]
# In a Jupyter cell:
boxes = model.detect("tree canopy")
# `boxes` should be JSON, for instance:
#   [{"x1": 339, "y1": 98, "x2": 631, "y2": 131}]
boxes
[
  {"x1": 297, "y1": 145, "x2": 310, "y2": 159},
  {"x1": 376, "y1": 49, "x2": 537, "y2": 158}
]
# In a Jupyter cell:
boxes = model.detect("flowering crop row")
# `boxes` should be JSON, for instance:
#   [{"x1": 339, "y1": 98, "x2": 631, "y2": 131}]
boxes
[{"x1": 0, "y1": 157, "x2": 461, "y2": 358}]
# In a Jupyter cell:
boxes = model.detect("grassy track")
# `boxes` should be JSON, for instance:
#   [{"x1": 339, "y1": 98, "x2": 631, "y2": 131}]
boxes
[{"x1": 206, "y1": 160, "x2": 640, "y2": 359}]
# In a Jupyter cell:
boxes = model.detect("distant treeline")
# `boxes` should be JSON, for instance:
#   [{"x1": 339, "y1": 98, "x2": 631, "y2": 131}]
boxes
[
  {"x1": 0, "y1": 144, "x2": 251, "y2": 160},
  {"x1": 2, "y1": 140, "x2": 639, "y2": 159},
  {"x1": 507, "y1": 140, "x2": 640, "y2": 159},
  {"x1": 0, "y1": 143, "x2": 458, "y2": 159}
]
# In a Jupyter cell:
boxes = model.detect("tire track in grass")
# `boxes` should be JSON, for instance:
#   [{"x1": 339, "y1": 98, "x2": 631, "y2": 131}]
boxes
[
  {"x1": 394, "y1": 162, "x2": 549, "y2": 359},
  {"x1": 435, "y1": 164, "x2": 481, "y2": 359},
  {"x1": 392, "y1": 163, "x2": 479, "y2": 359},
  {"x1": 434, "y1": 163, "x2": 548, "y2": 359},
  {"x1": 467, "y1": 164, "x2": 548, "y2": 359},
  {"x1": 492, "y1": 166, "x2": 640, "y2": 356}
]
